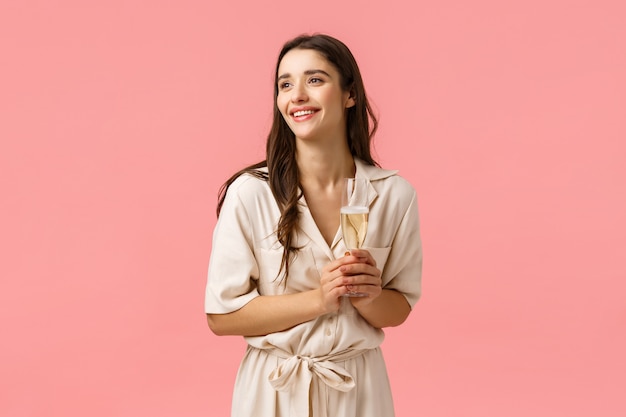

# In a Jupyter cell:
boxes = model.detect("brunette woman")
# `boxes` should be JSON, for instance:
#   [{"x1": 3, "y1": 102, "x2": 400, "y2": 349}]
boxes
[{"x1": 205, "y1": 33, "x2": 422, "y2": 417}]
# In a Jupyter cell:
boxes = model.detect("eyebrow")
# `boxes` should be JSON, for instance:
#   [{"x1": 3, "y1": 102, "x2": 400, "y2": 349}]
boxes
[{"x1": 277, "y1": 69, "x2": 332, "y2": 81}]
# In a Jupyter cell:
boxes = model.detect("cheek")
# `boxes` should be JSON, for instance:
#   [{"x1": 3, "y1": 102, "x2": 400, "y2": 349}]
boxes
[
  {"x1": 275, "y1": 100, "x2": 292, "y2": 127},
  {"x1": 319, "y1": 90, "x2": 344, "y2": 111},
  {"x1": 276, "y1": 95, "x2": 290, "y2": 116}
]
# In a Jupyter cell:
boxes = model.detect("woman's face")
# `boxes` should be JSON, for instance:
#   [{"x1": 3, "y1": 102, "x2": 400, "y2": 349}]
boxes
[{"x1": 276, "y1": 48, "x2": 355, "y2": 144}]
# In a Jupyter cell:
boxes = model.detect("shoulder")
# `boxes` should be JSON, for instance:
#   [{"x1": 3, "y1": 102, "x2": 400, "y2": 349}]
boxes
[
  {"x1": 223, "y1": 168, "x2": 274, "y2": 207},
  {"x1": 376, "y1": 171, "x2": 415, "y2": 193},
  {"x1": 357, "y1": 159, "x2": 417, "y2": 205},
  {"x1": 374, "y1": 171, "x2": 417, "y2": 207},
  {"x1": 228, "y1": 168, "x2": 268, "y2": 192}
]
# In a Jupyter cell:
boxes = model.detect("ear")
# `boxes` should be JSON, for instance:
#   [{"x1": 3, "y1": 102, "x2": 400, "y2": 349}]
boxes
[{"x1": 345, "y1": 90, "x2": 356, "y2": 108}]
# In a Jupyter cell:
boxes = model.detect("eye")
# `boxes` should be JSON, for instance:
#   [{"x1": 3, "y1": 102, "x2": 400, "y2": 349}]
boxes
[
  {"x1": 278, "y1": 81, "x2": 292, "y2": 90},
  {"x1": 308, "y1": 77, "x2": 323, "y2": 84}
]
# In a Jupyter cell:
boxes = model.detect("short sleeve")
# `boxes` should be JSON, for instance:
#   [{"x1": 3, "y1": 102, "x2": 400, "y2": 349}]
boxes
[
  {"x1": 205, "y1": 178, "x2": 261, "y2": 314},
  {"x1": 381, "y1": 191, "x2": 422, "y2": 308}
]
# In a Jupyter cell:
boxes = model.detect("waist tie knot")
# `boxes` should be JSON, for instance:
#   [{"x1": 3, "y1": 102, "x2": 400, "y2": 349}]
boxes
[{"x1": 266, "y1": 348, "x2": 366, "y2": 417}]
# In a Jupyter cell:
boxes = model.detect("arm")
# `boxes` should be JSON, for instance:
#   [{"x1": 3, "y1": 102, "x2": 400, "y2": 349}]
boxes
[
  {"x1": 341, "y1": 188, "x2": 422, "y2": 328},
  {"x1": 337, "y1": 249, "x2": 412, "y2": 328},
  {"x1": 356, "y1": 188, "x2": 423, "y2": 326},
  {"x1": 208, "y1": 262, "x2": 411, "y2": 335},
  {"x1": 352, "y1": 289, "x2": 411, "y2": 328},
  {"x1": 207, "y1": 290, "x2": 324, "y2": 336},
  {"x1": 207, "y1": 253, "x2": 380, "y2": 337}
]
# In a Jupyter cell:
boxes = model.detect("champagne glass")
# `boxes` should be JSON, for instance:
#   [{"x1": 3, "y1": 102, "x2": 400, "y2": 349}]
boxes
[{"x1": 340, "y1": 178, "x2": 369, "y2": 297}]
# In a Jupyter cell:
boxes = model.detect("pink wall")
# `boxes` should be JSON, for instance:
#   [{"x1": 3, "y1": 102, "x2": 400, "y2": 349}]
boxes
[{"x1": 2, "y1": 0, "x2": 625, "y2": 416}]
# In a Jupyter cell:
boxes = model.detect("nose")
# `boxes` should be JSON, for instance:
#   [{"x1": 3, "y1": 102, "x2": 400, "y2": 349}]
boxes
[{"x1": 291, "y1": 83, "x2": 308, "y2": 103}]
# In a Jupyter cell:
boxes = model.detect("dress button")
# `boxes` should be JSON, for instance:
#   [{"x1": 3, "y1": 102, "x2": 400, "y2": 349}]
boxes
[{"x1": 325, "y1": 328, "x2": 332, "y2": 336}]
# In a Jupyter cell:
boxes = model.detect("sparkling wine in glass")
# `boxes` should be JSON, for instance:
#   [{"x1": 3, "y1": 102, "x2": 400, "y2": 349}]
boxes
[{"x1": 341, "y1": 178, "x2": 369, "y2": 297}]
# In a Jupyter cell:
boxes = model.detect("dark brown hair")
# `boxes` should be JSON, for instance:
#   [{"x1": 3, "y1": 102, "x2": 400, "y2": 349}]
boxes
[{"x1": 217, "y1": 33, "x2": 379, "y2": 280}]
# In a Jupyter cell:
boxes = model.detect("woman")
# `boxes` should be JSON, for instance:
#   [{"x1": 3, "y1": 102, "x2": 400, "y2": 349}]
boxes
[{"x1": 205, "y1": 34, "x2": 422, "y2": 417}]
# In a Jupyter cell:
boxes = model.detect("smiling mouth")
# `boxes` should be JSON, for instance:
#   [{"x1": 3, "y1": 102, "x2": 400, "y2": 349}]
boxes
[{"x1": 292, "y1": 110, "x2": 317, "y2": 117}]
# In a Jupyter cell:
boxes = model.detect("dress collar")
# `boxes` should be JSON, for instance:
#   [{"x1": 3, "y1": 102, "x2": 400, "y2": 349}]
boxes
[
  {"x1": 354, "y1": 158, "x2": 397, "y2": 210},
  {"x1": 354, "y1": 158, "x2": 398, "y2": 181}
]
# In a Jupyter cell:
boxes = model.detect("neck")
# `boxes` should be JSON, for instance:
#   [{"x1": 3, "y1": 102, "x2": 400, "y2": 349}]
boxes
[{"x1": 296, "y1": 141, "x2": 355, "y2": 187}]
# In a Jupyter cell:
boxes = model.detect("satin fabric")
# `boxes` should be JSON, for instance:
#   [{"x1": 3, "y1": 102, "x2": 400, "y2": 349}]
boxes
[{"x1": 206, "y1": 158, "x2": 422, "y2": 416}]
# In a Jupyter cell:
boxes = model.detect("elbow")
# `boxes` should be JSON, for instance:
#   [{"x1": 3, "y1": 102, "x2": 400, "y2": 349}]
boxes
[
  {"x1": 206, "y1": 314, "x2": 228, "y2": 336},
  {"x1": 388, "y1": 313, "x2": 410, "y2": 328}
]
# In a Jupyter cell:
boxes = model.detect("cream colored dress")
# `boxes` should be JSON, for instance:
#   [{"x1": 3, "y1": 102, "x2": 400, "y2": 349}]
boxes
[{"x1": 205, "y1": 159, "x2": 422, "y2": 417}]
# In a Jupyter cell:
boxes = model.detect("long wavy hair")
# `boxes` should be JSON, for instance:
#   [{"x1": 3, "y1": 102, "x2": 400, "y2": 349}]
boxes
[{"x1": 217, "y1": 33, "x2": 379, "y2": 281}]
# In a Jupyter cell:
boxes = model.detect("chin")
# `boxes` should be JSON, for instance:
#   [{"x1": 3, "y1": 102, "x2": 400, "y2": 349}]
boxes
[{"x1": 291, "y1": 129, "x2": 317, "y2": 141}]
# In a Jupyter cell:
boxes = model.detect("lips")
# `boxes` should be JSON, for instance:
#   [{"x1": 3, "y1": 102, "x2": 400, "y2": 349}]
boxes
[
  {"x1": 289, "y1": 107, "x2": 319, "y2": 121},
  {"x1": 293, "y1": 110, "x2": 316, "y2": 117}
]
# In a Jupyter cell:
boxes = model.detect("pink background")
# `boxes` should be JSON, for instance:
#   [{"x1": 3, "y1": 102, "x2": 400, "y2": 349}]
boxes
[{"x1": 2, "y1": 0, "x2": 625, "y2": 416}]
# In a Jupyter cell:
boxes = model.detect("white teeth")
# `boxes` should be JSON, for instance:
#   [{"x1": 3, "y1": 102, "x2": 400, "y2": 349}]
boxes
[{"x1": 293, "y1": 110, "x2": 315, "y2": 117}]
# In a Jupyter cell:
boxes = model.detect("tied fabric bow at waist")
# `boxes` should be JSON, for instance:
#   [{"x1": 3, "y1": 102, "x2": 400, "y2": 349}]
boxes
[{"x1": 267, "y1": 348, "x2": 367, "y2": 417}]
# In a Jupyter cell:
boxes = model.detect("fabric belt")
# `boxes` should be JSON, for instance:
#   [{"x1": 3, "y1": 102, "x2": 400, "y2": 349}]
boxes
[{"x1": 261, "y1": 347, "x2": 369, "y2": 417}]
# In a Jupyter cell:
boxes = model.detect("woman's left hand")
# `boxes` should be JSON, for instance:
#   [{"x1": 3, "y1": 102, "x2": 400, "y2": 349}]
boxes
[{"x1": 340, "y1": 249, "x2": 382, "y2": 307}]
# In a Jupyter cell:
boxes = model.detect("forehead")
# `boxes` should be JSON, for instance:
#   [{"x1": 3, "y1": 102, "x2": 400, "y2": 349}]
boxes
[{"x1": 277, "y1": 48, "x2": 337, "y2": 77}]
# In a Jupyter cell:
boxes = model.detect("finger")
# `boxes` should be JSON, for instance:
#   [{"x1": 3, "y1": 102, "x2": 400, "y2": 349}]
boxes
[
  {"x1": 339, "y1": 263, "x2": 380, "y2": 278},
  {"x1": 340, "y1": 272, "x2": 381, "y2": 288},
  {"x1": 323, "y1": 269, "x2": 358, "y2": 291},
  {"x1": 344, "y1": 284, "x2": 380, "y2": 297},
  {"x1": 346, "y1": 249, "x2": 376, "y2": 266},
  {"x1": 322, "y1": 255, "x2": 363, "y2": 275},
  {"x1": 350, "y1": 264, "x2": 382, "y2": 284},
  {"x1": 326, "y1": 284, "x2": 350, "y2": 300}
]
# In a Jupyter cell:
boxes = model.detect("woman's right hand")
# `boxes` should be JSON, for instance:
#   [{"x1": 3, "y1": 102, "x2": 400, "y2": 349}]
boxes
[
  {"x1": 318, "y1": 254, "x2": 365, "y2": 313},
  {"x1": 318, "y1": 262, "x2": 346, "y2": 313}
]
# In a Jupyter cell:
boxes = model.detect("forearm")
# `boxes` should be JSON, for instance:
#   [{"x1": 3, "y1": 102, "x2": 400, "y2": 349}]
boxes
[
  {"x1": 354, "y1": 289, "x2": 411, "y2": 328},
  {"x1": 207, "y1": 289, "x2": 325, "y2": 337}
]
